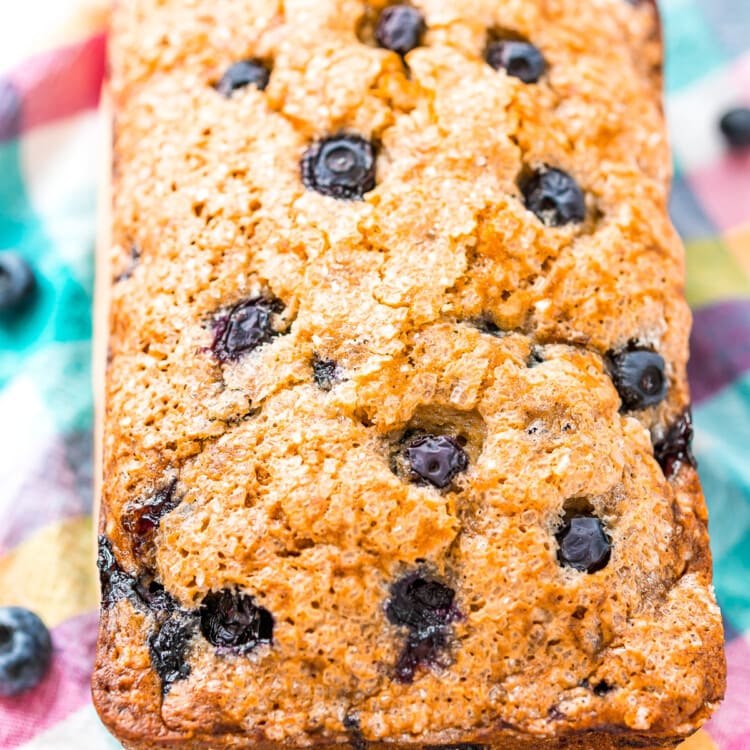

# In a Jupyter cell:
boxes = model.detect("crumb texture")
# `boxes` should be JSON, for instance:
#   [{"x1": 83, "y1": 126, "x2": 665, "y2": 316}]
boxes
[{"x1": 94, "y1": 1, "x2": 725, "y2": 748}]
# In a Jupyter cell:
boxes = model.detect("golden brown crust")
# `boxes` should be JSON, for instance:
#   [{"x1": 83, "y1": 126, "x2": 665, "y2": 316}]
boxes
[{"x1": 94, "y1": 0, "x2": 725, "y2": 748}]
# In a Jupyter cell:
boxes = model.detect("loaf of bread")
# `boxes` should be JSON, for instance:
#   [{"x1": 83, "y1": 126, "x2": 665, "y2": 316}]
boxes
[{"x1": 92, "y1": 1, "x2": 726, "y2": 748}]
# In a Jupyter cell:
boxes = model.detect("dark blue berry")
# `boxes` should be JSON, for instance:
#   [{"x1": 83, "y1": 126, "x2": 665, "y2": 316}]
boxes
[
  {"x1": 593, "y1": 680, "x2": 613, "y2": 696},
  {"x1": 405, "y1": 434, "x2": 468, "y2": 489},
  {"x1": 302, "y1": 135, "x2": 376, "y2": 201},
  {"x1": 0, "y1": 253, "x2": 35, "y2": 312},
  {"x1": 608, "y1": 349, "x2": 667, "y2": 411},
  {"x1": 386, "y1": 574, "x2": 456, "y2": 632},
  {"x1": 556, "y1": 516, "x2": 611, "y2": 573},
  {"x1": 199, "y1": 590, "x2": 273, "y2": 653},
  {"x1": 375, "y1": 5, "x2": 425, "y2": 56},
  {"x1": 149, "y1": 613, "x2": 196, "y2": 692},
  {"x1": 123, "y1": 478, "x2": 181, "y2": 538},
  {"x1": 211, "y1": 297, "x2": 283, "y2": 362},
  {"x1": 486, "y1": 40, "x2": 546, "y2": 84},
  {"x1": 719, "y1": 107, "x2": 750, "y2": 149},
  {"x1": 521, "y1": 168, "x2": 585, "y2": 226},
  {"x1": 0, "y1": 607, "x2": 52, "y2": 696},
  {"x1": 653, "y1": 409, "x2": 696, "y2": 479},
  {"x1": 312, "y1": 355, "x2": 340, "y2": 391},
  {"x1": 216, "y1": 60, "x2": 270, "y2": 97},
  {"x1": 386, "y1": 573, "x2": 459, "y2": 683},
  {"x1": 97, "y1": 536, "x2": 136, "y2": 607}
]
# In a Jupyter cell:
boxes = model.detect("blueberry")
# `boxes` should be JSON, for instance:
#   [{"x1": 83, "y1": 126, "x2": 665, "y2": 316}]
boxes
[
  {"x1": 302, "y1": 134, "x2": 376, "y2": 201},
  {"x1": 486, "y1": 40, "x2": 546, "y2": 84},
  {"x1": 216, "y1": 60, "x2": 270, "y2": 97},
  {"x1": 375, "y1": 5, "x2": 426, "y2": 56},
  {"x1": 211, "y1": 297, "x2": 283, "y2": 362},
  {"x1": 199, "y1": 590, "x2": 273, "y2": 653},
  {"x1": 653, "y1": 409, "x2": 696, "y2": 479},
  {"x1": 97, "y1": 535, "x2": 136, "y2": 607},
  {"x1": 134, "y1": 579, "x2": 178, "y2": 614},
  {"x1": 386, "y1": 574, "x2": 457, "y2": 633},
  {"x1": 607, "y1": 348, "x2": 667, "y2": 411},
  {"x1": 385, "y1": 573, "x2": 459, "y2": 683},
  {"x1": 123, "y1": 479, "x2": 181, "y2": 537},
  {"x1": 0, "y1": 253, "x2": 35, "y2": 312},
  {"x1": 405, "y1": 434, "x2": 468, "y2": 489},
  {"x1": 0, "y1": 607, "x2": 53, "y2": 697},
  {"x1": 556, "y1": 516, "x2": 611, "y2": 573},
  {"x1": 521, "y1": 168, "x2": 586, "y2": 226},
  {"x1": 312, "y1": 355, "x2": 340, "y2": 391},
  {"x1": 593, "y1": 680, "x2": 613, "y2": 696},
  {"x1": 149, "y1": 613, "x2": 196, "y2": 692},
  {"x1": 719, "y1": 107, "x2": 750, "y2": 149}
]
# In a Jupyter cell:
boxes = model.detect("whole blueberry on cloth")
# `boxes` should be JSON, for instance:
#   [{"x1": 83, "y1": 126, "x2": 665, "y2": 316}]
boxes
[{"x1": 0, "y1": 607, "x2": 53, "y2": 696}]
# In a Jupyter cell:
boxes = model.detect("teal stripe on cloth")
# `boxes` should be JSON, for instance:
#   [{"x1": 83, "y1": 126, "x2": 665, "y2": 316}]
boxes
[
  {"x1": 662, "y1": 0, "x2": 731, "y2": 92},
  {"x1": 695, "y1": 375, "x2": 750, "y2": 633},
  {"x1": 0, "y1": 135, "x2": 93, "y2": 390}
]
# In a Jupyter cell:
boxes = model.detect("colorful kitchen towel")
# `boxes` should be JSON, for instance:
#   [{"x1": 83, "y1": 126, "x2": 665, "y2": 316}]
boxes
[{"x1": 0, "y1": 1, "x2": 749, "y2": 748}]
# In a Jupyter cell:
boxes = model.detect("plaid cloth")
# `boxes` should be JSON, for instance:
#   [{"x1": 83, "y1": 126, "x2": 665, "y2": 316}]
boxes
[{"x1": 0, "y1": 1, "x2": 748, "y2": 748}]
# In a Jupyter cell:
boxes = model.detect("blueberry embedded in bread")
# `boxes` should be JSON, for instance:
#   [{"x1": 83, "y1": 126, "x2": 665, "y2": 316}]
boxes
[
  {"x1": 607, "y1": 348, "x2": 668, "y2": 411},
  {"x1": 556, "y1": 516, "x2": 612, "y2": 573},
  {"x1": 301, "y1": 134, "x2": 376, "y2": 200},
  {"x1": 216, "y1": 60, "x2": 271, "y2": 96},
  {"x1": 375, "y1": 5, "x2": 426, "y2": 56},
  {"x1": 199, "y1": 590, "x2": 274, "y2": 654},
  {"x1": 211, "y1": 296, "x2": 285, "y2": 362},
  {"x1": 520, "y1": 168, "x2": 586, "y2": 226},
  {"x1": 404, "y1": 434, "x2": 469, "y2": 489},
  {"x1": 386, "y1": 573, "x2": 460, "y2": 682},
  {"x1": 486, "y1": 40, "x2": 546, "y2": 83}
]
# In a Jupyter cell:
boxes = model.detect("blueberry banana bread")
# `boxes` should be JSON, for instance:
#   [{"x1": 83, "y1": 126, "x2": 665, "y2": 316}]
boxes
[{"x1": 93, "y1": 0, "x2": 725, "y2": 748}]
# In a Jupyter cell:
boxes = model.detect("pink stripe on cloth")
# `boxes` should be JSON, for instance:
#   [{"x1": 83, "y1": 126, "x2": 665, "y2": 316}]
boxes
[
  {"x1": 0, "y1": 610, "x2": 98, "y2": 750},
  {"x1": 705, "y1": 633, "x2": 750, "y2": 750},
  {"x1": 2, "y1": 33, "x2": 105, "y2": 143}
]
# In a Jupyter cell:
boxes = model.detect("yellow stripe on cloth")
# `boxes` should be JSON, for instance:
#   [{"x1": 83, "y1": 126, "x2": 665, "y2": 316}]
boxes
[
  {"x1": 0, "y1": 516, "x2": 99, "y2": 628},
  {"x1": 685, "y1": 235, "x2": 750, "y2": 308},
  {"x1": 725, "y1": 222, "x2": 750, "y2": 281},
  {"x1": 677, "y1": 730, "x2": 719, "y2": 750}
]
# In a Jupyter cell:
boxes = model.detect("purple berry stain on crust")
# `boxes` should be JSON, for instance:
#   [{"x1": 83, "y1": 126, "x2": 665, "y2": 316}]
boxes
[
  {"x1": 654, "y1": 408, "x2": 696, "y2": 479},
  {"x1": 149, "y1": 613, "x2": 197, "y2": 692},
  {"x1": 385, "y1": 573, "x2": 460, "y2": 682},
  {"x1": 97, "y1": 535, "x2": 136, "y2": 607},
  {"x1": 200, "y1": 590, "x2": 273, "y2": 654},
  {"x1": 123, "y1": 478, "x2": 181, "y2": 537},
  {"x1": 211, "y1": 297, "x2": 284, "y2": 362}
]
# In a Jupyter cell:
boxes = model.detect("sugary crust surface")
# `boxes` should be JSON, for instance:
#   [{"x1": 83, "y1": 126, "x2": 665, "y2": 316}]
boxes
[{"x1": 93, "y1": 1, "x2": 725, "y2": 748}]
